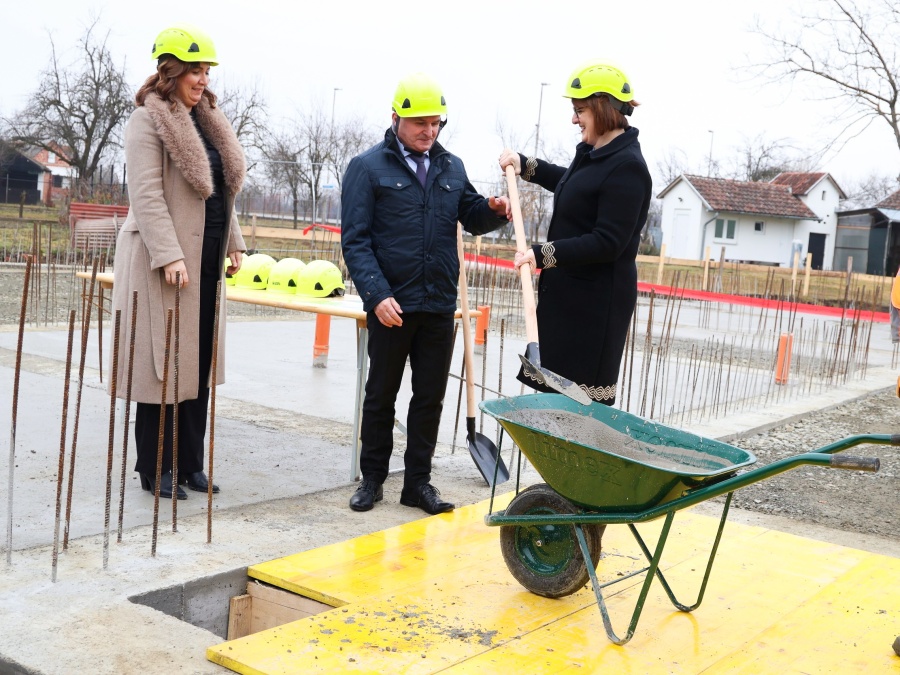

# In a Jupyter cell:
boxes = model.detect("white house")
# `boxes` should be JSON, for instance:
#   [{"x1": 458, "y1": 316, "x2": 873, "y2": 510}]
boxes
[{"x1": 658, "y1": 173, "x2": 844, "y2": 269}]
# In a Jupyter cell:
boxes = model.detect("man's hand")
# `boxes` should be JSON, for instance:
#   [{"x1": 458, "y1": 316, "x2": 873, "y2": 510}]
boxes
[
  {"x1": 374, "y1": 297, "x2": 403, "y2": 327},
  {"x1": 488, "y1": 195, "x2": 512, "y2": 220}
]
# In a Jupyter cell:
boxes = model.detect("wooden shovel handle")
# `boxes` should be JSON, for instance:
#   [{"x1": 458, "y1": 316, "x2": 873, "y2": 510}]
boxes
[
  {"x1": 505, "y1": 165, "x2": 539, "y2": 344},
  {"x1": 457, "y1": 223, "x2": 477, "y2": 418}
]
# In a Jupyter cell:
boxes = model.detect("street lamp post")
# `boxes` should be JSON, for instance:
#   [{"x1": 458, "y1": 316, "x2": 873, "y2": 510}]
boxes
[
  {"x1": 331, "y1": 88, "x2": 342, "y2": 127},
  {"x1": 534, "y1": 82, "x2": 549, "y2": 158},
  {"x1": 707, "y1": 130, "x2": 714, "y2": 177}
]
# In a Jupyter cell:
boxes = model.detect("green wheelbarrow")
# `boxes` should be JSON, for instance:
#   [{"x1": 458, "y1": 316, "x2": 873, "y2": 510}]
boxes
[{"x1": 479, "y1": 393, "x2": 888, "y2": 645}]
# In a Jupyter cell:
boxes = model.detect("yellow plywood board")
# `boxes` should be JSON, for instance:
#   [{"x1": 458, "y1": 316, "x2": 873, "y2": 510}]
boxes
[{"x1": 209, "y1": 499, "x2": 900, "y2": 674}]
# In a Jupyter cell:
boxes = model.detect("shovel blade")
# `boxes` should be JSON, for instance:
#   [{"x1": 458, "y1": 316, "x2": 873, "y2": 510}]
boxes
[
  {"x1": 466, "y1": 418, "x2": 509, "y2": 486},
  {"x1": 519, "y1": 349, "x2": 592, "y2": 406}
]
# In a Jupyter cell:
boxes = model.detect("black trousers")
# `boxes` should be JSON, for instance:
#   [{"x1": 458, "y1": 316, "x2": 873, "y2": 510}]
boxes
[
  {"x1": 359, "y1": 311, "x2": 454, "y2": 487},
  {"x1": 134, "y1": 233, "x2": 221, "y2": 476}
]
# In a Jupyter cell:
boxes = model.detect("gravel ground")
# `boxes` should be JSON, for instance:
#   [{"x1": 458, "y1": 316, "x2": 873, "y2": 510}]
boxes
[{"x1": 0, "y1": 263, "x2": 896, "y2": 540}]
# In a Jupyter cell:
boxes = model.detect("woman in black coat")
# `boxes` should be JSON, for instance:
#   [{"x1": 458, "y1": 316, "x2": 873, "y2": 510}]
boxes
[{"x1": 499, "y1": 61, "x2": 651, "y2": 405}]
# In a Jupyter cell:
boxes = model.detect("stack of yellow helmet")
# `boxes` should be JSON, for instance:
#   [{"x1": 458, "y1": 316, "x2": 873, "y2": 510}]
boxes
[
  {"x1": 296, "y1": 260, "x2": 345, "y2": 298},
  {"x1": 267, "y1": 257, "x2": 306, "y2": 294},
  {"x1": 233, "y1": 253, "x2": 276, "y2": 290}
]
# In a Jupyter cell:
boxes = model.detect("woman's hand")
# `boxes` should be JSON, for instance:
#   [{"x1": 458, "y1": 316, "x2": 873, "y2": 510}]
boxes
[
  {"x1": 514, "y1": 249, "x2": 536, "y2": 271},
  {"x1": 498, "y1": 148, "x2": 521, "y2": 175},
  {"x1": 164, "y1": 259, "x2": 189, "y2": 287},
  {"x1": 226, "y1": 250, "x2": 243, "y2": 276}
]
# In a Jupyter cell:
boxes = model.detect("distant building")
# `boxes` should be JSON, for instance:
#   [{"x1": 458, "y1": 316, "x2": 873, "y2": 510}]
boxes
[
  {"x1": 835, "y1": 188, "x2": 900, "y2": 276},
  {"x1": 658, "y1": 172, "x2": 845, "y2": 269},
  {"x1": 0, "y1": 146, "x2": 43, "y2": 205},
  {"x1": 30, "y1": 145, "x2": 76, "y2": 206}
]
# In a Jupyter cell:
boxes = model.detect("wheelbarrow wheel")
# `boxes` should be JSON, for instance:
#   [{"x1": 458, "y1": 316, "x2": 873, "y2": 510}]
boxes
[{"x1": 500, "y1": 483, "x2": 605, "y2": 599}]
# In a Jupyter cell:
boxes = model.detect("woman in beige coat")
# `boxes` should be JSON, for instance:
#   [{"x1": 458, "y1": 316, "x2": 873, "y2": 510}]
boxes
[{"x1": 111, "y1": 24, "x2": 246, "y2": 499}]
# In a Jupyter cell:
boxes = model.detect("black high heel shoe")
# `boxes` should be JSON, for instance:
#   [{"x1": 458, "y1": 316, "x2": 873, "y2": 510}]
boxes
[
  {"x1": 139, "y1": 472, "x2": 187, "y2": 500},
  {"x1": 180, "y1": 471, "x2": 220, "y2": 494}
]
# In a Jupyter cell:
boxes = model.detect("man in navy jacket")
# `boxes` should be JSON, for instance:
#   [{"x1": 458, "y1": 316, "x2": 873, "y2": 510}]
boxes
[{"x1": 341, "y1": 72, "x2": 509, "y2": 514}]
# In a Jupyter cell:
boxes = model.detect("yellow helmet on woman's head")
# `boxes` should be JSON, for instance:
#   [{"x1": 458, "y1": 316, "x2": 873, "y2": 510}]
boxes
[
  {"x1": 563, "y1": 61, "x2": 634, "y2": 115},
  {"x1": 392, "y1": 72, "x2": 447, "y2": 118},
  {"x1": 152, "y1": 23, "x2": 218, "y2": 65}
]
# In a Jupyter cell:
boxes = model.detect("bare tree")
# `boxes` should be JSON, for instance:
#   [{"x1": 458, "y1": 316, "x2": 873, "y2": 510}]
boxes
[
  {"x1": 729, "y1": 134, "x2": 799, "y2": 182},
  {"x1": 329, "y1": 116, "x2": 381, "y2": 191},
  {"x1": 655, "y1": 148, "x2": 690, "y2": 188},
  {"x1": 217, "y1": 80, "x2": 268, "y2": 155},
  {"x1": 3, "y1": 20, "x2": 132, "y2": 180},
  {"x1": 840, "y1": 171, "x2": 900, "y2": 209},
  {"x1": 261, "y1": 127, "x2": 307, "y2": 229},
  {"x1": 752, "y1": 0, "x2": 900, "y2": 163}
]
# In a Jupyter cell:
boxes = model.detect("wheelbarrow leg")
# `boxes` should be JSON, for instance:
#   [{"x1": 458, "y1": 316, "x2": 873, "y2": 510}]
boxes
[
  {"x1": 576, "y1": 511, "x2": 678, "y2": 646},
  {"x1": 629, "y1": 492, "x2": 733, "y2": 612}
]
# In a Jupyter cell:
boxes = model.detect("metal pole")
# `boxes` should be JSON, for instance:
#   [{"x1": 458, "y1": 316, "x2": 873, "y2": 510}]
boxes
[
  {"x1": 707, "y1": 130, "x2": 714, "y2": 176},
  {"x1": 331, "y1": 87, "x2": 342, "y2": 127},
  {"x1": 534, "y1": 82, "x2": 549, "y2": 158}
]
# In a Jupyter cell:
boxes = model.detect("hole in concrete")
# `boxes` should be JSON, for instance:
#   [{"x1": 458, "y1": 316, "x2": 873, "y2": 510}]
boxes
[
  {"x1": 129, "y1": 567, "x2": 249, "y2": 639},
  {"x1": 129, "y1": 567, "x2": 335, "y2": 641}
]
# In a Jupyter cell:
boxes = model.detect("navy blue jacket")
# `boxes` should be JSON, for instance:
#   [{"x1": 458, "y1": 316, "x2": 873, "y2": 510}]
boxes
[{"x1": 341, "y1": 129, "x2": 506, "y2": 313}]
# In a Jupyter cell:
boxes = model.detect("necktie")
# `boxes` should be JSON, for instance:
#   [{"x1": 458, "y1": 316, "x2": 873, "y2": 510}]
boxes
[{"x1": 409, "y1": 152, "x2": 427, "y2": 188}]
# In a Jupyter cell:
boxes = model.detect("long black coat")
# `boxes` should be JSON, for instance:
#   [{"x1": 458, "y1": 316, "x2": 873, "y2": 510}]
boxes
[{"x1": 518, "y1": 127, "x2": 651, "y2": 404}]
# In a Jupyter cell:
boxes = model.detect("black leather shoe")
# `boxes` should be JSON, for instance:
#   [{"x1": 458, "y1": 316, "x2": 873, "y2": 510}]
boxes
[
  {"x1": 400, "y1": 483, "x2": 454, "y2": 515},
  {"x1": 349, "y1": 479, "x2": 383, "y2": 512},
  {"x1": 140, "y1": 472, "x2": 187, "y2": 500},
  {"x1": 180, "y1": 471, "x2": 220, "y2": 493}
]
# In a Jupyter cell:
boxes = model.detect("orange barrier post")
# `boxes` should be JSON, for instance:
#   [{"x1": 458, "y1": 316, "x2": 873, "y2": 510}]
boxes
[
  {"x1": 313, "y1": 314, "x2": 331, "y2": 368},
  {"x1": 775, "y1": 332, "x2": 792, "y2": 385},
  {"x1": 475, "y1": 305, "x2": 490, "y2": 348}
]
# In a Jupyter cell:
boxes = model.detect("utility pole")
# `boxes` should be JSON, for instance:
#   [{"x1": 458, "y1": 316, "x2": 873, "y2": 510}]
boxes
[{"x1": 707, "y1": 130, "x2": 714, "y2": 176}]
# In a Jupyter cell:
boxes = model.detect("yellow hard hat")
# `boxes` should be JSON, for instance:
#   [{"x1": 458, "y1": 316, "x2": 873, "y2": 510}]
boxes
[
  {"x1": 152, "y1": 24, "x2": 218, "y2": 65},
  {"x1": 392, "y1": 72, "x2": 447, "y2": 118},
  {"x1": 296, "y1": 260, "x2": 345, "y2": 298},
  {"x1": 563, "y1": 61, "x2": 634, "y2": 115},
  {"x1": 233, "y1": 253, "x2": 275, "y2": 290},
  {"x1": 267, "y1": 258, "x2": 306, "y2": 294}
]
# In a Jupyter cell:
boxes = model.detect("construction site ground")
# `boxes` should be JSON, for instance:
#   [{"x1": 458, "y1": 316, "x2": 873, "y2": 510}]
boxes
[{"x1": 0, "y1": 292, "x2": 898, "y2": 674}]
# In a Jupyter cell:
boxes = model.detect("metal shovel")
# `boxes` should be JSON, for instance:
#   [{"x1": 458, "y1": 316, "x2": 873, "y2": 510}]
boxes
[
  {"x1": 457, "y1": 223, "x2": 509, "y2": 486},
  {"x1": 505, "y1": 165, "x2": 591, "y2": 406}
]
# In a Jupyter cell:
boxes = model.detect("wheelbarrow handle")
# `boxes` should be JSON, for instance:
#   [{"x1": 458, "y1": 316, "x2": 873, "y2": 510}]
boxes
[{"x1": 830, "y1": 455, "x2": 880, "y2": 472}]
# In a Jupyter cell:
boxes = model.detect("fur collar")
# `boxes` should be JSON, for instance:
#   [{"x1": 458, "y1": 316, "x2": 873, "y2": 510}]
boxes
[{"x1": 142, "y1": 93, "x2": 245, "y2": 199}]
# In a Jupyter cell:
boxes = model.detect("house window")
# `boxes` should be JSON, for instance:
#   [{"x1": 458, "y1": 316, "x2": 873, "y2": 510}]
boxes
[
  {"x1": 714, "y1": 218, "x2": 736, "y2": 241},
  {"x1": 52, "y1": 175, "x2": 63, "y2": 188},
  {"x1": 48, "y1": 151, "x2": 56, "y2": 163},
  {"x1": 754, "y1": 221, "x2": 765, "y2": 233},
  {"x1": 821, "y1": 190, "x2": 826, "y2": 201}
]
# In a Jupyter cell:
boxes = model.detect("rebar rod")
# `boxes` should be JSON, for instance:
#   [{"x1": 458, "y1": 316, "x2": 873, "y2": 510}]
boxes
[
  {"x1": 151, "y1": 310, "x2": 174, "y2": 557},
  {"x1": 103, "y1": 311, "x2": 121, "y2": 569},
  {"x1": 172, "y1": 275, "x2": 181, "y2": 531},
  {"x1": 207, "y1": 281, "x2": 222, "y2": 544},
  {"x1": 51, "y1": 311, "x2": 76, "y2": 582},
  {"x1": 6, "y1": 257, "x2": 33, "y2": 564},
  {"x1": 117, "y1": 291, "x2": 138, "y2": 543},
  {"x1": 63, "y1": 257, "x2": 98, "y2": 550}
]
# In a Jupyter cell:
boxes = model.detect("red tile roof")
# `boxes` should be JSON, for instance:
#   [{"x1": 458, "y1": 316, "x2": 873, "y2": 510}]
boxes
[
  {"x1": 769, "y1": 172, "x2": 826, "y2": 195},
  {"x1": 682, "y1": 174, "x2": 818, "y2": 219},
  {"x1": 876, "y1": 189, "x2": 900, "y2": 210}
]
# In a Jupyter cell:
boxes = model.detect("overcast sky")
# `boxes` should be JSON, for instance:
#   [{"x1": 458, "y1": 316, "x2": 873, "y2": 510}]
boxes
[{"x1": 3, "y1": 0, "x2": 898, "y2": 195}]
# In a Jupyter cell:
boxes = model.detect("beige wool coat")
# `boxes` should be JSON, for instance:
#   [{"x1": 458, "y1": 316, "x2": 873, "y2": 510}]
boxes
[{"x1": 110, "y1": 92, "x2": 246, "y2": 404}]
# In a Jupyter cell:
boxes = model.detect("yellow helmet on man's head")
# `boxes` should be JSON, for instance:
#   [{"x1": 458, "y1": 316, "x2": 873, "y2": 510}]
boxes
[
  {"x1": 392, "y1": 73, "x2": 447, "y2": 118},
  {"x1": 297, "y1": 260, "x2": 345, "y2": 298},
  {"x1": 152, "y1": 24, "x2": 218, "y2": 65},
  {"x1": 563, "y1": 61, "x2": 634, "y2": 115},
  {"x1": 233, "y1": 253, "x2": 276, "y2": 290},
  {"x1": 267, "y1": 258, "x2": 306, "y2": 294}
]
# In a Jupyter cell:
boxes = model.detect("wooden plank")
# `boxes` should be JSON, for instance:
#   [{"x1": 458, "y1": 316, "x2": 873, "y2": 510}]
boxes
[{"x1": 227, "y1": 594, "x2": 252, "y2": 641}]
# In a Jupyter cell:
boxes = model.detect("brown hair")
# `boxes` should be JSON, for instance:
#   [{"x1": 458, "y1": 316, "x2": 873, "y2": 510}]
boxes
[
  {"x1": 583, "y1": 94, "x2": 640, "y2": 136},
  {"x1": 135, "y1": 55, "x2": 217, "y2": 109}
]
